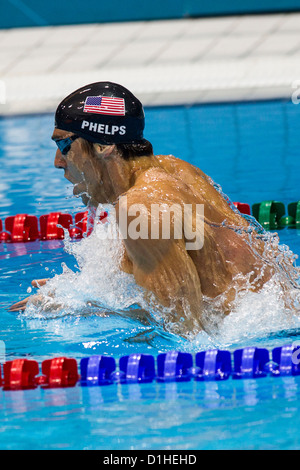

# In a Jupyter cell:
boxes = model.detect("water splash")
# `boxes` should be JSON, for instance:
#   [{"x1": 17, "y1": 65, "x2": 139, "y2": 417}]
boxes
[{"x1": 24, "y1": 206, "x2": 147, "y2": 318}]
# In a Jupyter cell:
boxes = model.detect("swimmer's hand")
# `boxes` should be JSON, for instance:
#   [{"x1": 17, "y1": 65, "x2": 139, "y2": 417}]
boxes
[
  {"x1": 31, "y1": 278, "x2": 49, "y2": 288},
  {"x1": 9, "y1": 278, "x2": 50, "y2": 312},
  {"x1": 9, "y1": 294, "x2": 44, "y2": 311}
]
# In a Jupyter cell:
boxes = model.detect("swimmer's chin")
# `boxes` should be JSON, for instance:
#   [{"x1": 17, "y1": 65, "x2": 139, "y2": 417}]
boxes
[
  {"x1": 80, "y1": 194, "x2": 90, "y2": 206},
  {"x1": 79, "y1": 193, "x2": 99, "y2": 208},
  {"x1": 72, "y1": 186, "x2": 90, "y2": 206}
]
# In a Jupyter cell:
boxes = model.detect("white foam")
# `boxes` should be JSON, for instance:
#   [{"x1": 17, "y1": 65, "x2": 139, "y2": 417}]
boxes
[
  {"x1": 191, "y1": 276, "x2": 300, "y2": 350},
  {"x1": 24, "y1": 207, "x2": 147, "y2": 319}
]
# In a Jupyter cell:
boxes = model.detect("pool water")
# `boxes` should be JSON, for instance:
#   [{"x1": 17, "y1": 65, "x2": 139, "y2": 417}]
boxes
[{"x1": 1, "y1": 99, "x2": 300, "y2": 450}]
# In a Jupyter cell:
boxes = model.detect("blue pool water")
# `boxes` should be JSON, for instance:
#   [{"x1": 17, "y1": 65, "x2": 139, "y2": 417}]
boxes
[{"x1": 1, "y1": 99, "x2": 300, "y2": 450}]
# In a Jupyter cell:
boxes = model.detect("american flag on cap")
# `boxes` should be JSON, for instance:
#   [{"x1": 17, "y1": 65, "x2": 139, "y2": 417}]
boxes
[{"x1": 83, "y1": 96, "x2": 125, "y2": 116}]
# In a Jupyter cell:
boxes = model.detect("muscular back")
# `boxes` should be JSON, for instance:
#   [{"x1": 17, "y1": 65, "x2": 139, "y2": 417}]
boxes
[
  {"x1": 116, "y1": 154, "x2": 273, "y2": 328},
  {"x1": 156, "y1": 154, "x2": 273, "y2": 295}
]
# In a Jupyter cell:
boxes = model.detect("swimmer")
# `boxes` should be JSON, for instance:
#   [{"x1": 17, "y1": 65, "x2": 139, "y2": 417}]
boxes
[{"x1": 9, "y1": 82, "x2": 274, "y2": 333}]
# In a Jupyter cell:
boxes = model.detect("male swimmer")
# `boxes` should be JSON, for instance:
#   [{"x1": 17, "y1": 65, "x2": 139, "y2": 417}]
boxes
[{"x1": 10, "y1": 82, "x2": 274, "y2": 333}]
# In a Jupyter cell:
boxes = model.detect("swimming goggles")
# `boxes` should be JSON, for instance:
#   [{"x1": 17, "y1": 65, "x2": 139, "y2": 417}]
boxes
[{"x1": 54, "y1": 135, "x2": 80, "y2": 155}]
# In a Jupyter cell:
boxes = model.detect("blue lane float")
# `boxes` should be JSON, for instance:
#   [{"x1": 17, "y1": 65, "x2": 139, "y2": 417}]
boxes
[
  {"x1": 157, "y1": 351, "x2": 193, "y2": 382},
  {"x1": 232, "y1": 347, "x2": 270, "y2": 379},
  {"x1": 271, "y1": 344, "x2": 300, "y2": 377},
  {"x1": 2, "y1": 345, "x2": 300, "y2": 391},
  {"x1": 118, "y1": 354, "x2": 156, "y2": 384},
  {"x1": 80, "y1": 355, "x2": 116, "y2": 386},
  {"x1": 85, "y1": 345, "x2": 300, "y2": 386},
  {"x1": 195, "y1": 349, "x2": 232, "y2": 381}
]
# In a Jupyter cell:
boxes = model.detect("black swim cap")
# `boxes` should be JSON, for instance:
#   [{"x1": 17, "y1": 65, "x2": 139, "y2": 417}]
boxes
[{"x1": 55, "y1": 81, "x2": 145, "y2": 145}]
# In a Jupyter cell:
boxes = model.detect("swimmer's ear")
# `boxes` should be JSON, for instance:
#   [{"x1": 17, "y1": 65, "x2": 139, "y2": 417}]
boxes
[{"x1": 93, "y1": 143, "x2": 117, "y2": 159}]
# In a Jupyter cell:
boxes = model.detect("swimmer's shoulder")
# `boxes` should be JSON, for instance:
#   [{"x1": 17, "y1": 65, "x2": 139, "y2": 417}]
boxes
[
  {"x1": 131, "y1": 152, "x2": 210, "y2": 190},
  {"x1": 129, "y1": 165, "x2": 189, "y2": 202},
  {"x1": 119, "y1": 153, "x2": 213, "y2": 207},
  {"x1": 156, "y1": 154, "x2": 211, "y2": 182},
  {"x1": 114, "y1": 167, "x2": 190, "y2": 217}
]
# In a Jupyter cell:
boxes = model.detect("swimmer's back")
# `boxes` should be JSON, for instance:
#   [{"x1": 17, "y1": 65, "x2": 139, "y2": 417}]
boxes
[{"x1": 156, "y1": 154, "x2": 248, "y2": 228}]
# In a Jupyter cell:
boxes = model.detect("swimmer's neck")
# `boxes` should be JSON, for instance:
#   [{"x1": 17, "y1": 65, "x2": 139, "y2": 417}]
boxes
[{"x1": 92, "y1": 146, "x2": 162, "y2": 205}]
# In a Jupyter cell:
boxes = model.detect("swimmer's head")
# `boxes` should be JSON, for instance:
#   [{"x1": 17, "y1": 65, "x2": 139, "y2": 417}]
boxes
[{"x1": 55, "y1": 81, "x2": 146, "y2": 146}]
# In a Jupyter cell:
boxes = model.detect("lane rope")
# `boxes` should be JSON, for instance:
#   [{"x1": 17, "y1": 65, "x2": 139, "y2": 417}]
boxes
[
  {"x1": 1, "y1": 200, "x2": 300, "y2": 243},
  {"x1": 1, "y1": 345, "x2": 300, "y2": 391}
]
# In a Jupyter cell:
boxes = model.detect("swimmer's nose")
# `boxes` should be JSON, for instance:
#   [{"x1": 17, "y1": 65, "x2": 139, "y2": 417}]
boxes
[{"x1": 54, "y1": 149, "x2": 67, "y2": 169}]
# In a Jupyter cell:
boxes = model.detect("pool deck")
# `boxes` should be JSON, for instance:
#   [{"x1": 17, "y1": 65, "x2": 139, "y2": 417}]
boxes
[{"x1": 0, "y1": 12, "x2": 300, "y2": 114}]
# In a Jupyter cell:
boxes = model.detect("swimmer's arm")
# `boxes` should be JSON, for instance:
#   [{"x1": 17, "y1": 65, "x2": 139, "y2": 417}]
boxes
[
  {"x1": 116, "y1": 199, "x2": 204, "y2": 333},
  {"x1": 9, "y1": 278, "x2": 50, "y2": 311},
  {"x1": 131, "y1": 239, "x2": 204, "y2": 332}
]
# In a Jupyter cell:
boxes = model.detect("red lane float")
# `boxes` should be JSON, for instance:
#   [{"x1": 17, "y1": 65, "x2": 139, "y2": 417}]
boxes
[
  {"x1": 2, "y1": 357, "x2": 80, "y2": 390},
  {"x1": 233, "y1": 202, "x2": 251, "y2": 215},
  {"x1": 0, "y1": 209, "x2": 109, "y2": 243},
  {"x1": 40, "y1": 212, "x2": 73, "y2": 240},
  {"x1": 3, "y1": 359, "x2": 39, "y2": 390},
  {"x1": 0, "y1": 218, "x2": 10, "y2": 241},
  {"x1": 72, "y1": 211, "x2": 89, "y2": 239},
  {"x1": 4, "y1": 214, "x2": 39, "y2": 242},
  {"x1": 37, "y1": 357, "x2": 79, "y2": 389}
]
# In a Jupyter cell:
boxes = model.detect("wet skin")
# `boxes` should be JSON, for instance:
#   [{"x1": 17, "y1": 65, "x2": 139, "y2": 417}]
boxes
[{"x1": 9, "y1": 130, "x2": 273, "y2": 333}]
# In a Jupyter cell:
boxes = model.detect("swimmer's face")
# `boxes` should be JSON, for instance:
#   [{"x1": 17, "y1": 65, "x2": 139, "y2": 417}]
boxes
[{"x1": 52, "y1": 128, "x2": 102, "y2": 206}]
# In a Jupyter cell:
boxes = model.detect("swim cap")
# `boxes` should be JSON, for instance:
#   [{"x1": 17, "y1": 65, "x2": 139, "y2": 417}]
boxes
[{"x1": 55, "y1": 81, "x2": 145, "y2": 145}]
